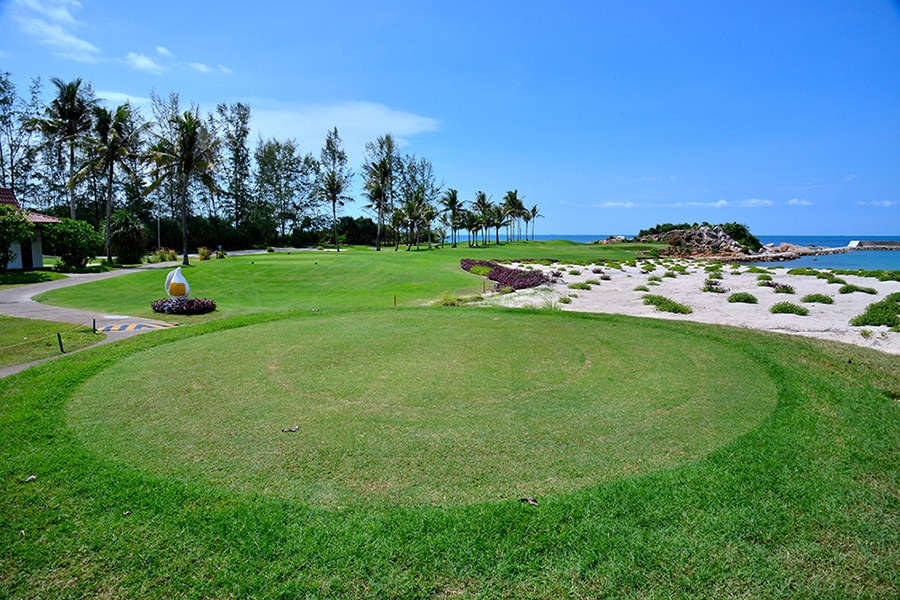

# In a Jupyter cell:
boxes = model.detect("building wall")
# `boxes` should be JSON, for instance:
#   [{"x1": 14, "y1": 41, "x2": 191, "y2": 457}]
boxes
[{"x1": 4, "y1": 230, "x2": 45, "y2": 270}]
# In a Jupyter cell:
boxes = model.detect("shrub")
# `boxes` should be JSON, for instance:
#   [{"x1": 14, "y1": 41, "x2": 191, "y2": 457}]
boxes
[
  {"x1": 149, "y1": 247, "x2": 179, "y2": 263},
  {"x1": 663, "y1": 272, "x2": 678, "y2": 278},
  {"x1": 0, "y1": 204, "x2": 34, "y2": 274},
  {"x1": 633, "y1": 285, "x2": 650, "y2": 292},
  {"x1": 460, "y1": 259, "x2": 550, "y2": 290},
  {"x1": 702, "y1": 280, "x2": 727, "y2": 293},
  {"x1": 109, "y1": 209, "x2": 148, "y2": 264},
  {"x1": 45, "y1": 218, "x2": 102, "y2": 270},
  {"x1": 216, "y1": 248, "x2": 227, "y2": 259},
  {"x1": 643, "y1": 294, "x2": 692, "y2": 314},
  {"x1": 568, "y1": 269, "x2": 581, "y2": 276},
  {"x1": 756, "y1": 274, "x2": 773, "y2": 281},
  {"x1": 770, "y1": 302, "x2": 808, "y2": 316},
  {"x1": 706, "y1": 272, "x2": 724, "y2": 280},
  {"x1": 568, "y1": 281, "x2": 592, "y2": 290},
  {"x1": 801, "y1": 294, "x2": 834, "y2": 304},
  {"x1": 558, "y1": 296, "x2": 572, "y2": 304},
  {"x1": 600, "y1": 274, "x2": 611, "y2": 281},
  {"x1": 197, "y1": 246, "x2": 212, "y2": 261},
  {"x1": 151, "y1": 297, "x2": 217, "y2": 315},
  {"x1": 759, "y1": 280, "x2": 794, "y2": 293},
  {"x1": 839, "y1": 284, "x2": 878, "y2": 295},
  {"x1": 647, "y1": 275, "x2": 662, "y2": 282},
  {"x1": 469, "y1": 265, "x2": 492, "y2": 276},
  {"x1": 585, "y1": 279, "x2": 600, "y2": 285},
  {"x1": 849, "y1": 293, "x2": 900, "y2": 329},
  {"x1": 266, "y1": 247, "x2": 275, "y2": 252},
  {"x1": 728, "y1": 292, "x2": 758, "y2": 304}
]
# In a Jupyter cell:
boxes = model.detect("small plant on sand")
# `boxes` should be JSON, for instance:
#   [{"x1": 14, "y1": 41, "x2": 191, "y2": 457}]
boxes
[
  {"x1": 568, "y1": 281, "x2": 591, "y2": 290},
  {"x1": 850, "y1": 292, "x2": 900, "y2": 329},
  {"x1": 706, "y1": 272, "x2": 724, "y2": 280},
  {"x1": 633, "y1": 285, "x2": 650, "y2": 292},
  {"x1": 801, "y1": 293, "x2": 834, "y2": 304},
  {"x1": 827, "y1": 276, "x2": 847, "y2": 285},
  {"x1": 770, "y1": 301, "x2": 808, "y2": 316},
  {"x1": 643, "y1": 294, "x2": 692, "y2": 314},
  {"x1": 569, "y1": 269, "x2": 581, "y2": 276},
  {"x1": 728, "y1": 292, "x2": 758, "y2": 304},
  {"x1": 860, "y1": 329, "x2": 874, "y2": 340},
  {"x1": 663, "y1": 271, "x2": 678, "y2": 278},
  {"x1": 702, "y1": 279, "x2": 727, "y2": 293},
  {"x1": 756, "y1": 273, "x2": 773, "y2": 281},
  {"x1": 591, "y1": 267, "x2": 604, "y2": 274},
  {"x1": 839, "y1": 284, "x2": 878, "y2": 295},
  {"x1": 648, "y1": 275, "x2": 662, "y2": 282},
  {"x1": 557, "y1": 296, "x2": 572, "y2": 304},
  {"x1": 585, "y1": 278, "x2": 600, "y2": 285}
]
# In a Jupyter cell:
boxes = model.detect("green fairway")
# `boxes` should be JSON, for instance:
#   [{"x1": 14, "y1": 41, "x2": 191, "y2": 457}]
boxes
[
  {"x1": 68, "y1": 309, "x2": 775, "y2": 506},
  {"x1": 2, "y1": 241, "x2": 899, "y2": 598}
]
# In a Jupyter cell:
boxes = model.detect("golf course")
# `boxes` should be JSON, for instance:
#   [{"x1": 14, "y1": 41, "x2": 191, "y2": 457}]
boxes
[{"x1": 2, "y1": 240, "x2": 898, "y2": 598}]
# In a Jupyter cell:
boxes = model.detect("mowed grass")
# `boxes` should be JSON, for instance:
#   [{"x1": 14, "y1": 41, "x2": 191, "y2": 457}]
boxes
[
  {"x1": 2, "y1": 241, "x2": 899, "y2": 597},
  {"x1": 67, "y1": 309, "x2": 775, "y2": 506},
  {"x1": 0, "y1": 315, "x2": 104, "y2": 368}
]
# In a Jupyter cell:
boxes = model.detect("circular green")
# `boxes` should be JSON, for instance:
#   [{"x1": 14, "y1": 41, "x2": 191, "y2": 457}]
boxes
[{"x1": 68, "y1": 310, "x2": 777, "y2": 506}]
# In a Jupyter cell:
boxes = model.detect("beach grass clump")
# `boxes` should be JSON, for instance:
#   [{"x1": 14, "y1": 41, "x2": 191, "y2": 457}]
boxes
[
  {"x1": 585, "y1": 278, "x2": 601, "y2": 285},
  {"x1": 648, "y1": 275, "x2": 662, "y2": 282},
  {"x1": 633, "y1": 285, "x2": 650, "y2": 292},
  {"x1": 706, "y1": 271, "x2": 724, "y2": 280},
  {"x1": 787, "y1": 267, "x2": 820, "y2": 277},
  {"x1": 704, "y1": 263, "x2": 723, "y2": 273},
  {"x1": 435, "y1": 292, "x2": 483, "y2": 306},
  {"x1": 770, "y1": 301, "x2": 809, "y2": 316},
  {"x1": 756, "y1": 273, "x2": 773, "y2": 281},
  {"x1": 702, "y1": 279, "x2": 727, "y2": 293},
  {"x1": 568, "y1": 281, "x2": 592, "y2": 290},
  {"x1": 839, "y1": 284, "x2": 878, "y2": 295},
  {"x1": 663, "y1": 271, "x2": 678, "y2": 278},
  {"x1": 759, "y1": 280, "x2": 794, "y2": 293},
  {"x1": 643, "y1": 294, "x2": 692, "y2": 314},
  {"x1": 728, "y1": 292, "x2": 758, "y2": 304},
  {"x1": 557, "y1": 295, "x2": 572, "y2": 304},
  {"x1": 849, "y1": 292, "x2": 900, "y2": 329},
  {"x1": 833, "y1": 268, "x2": 900, "y2": 282},
  {"x1": 827, "y1": 276, "x2": 847, "y2": 285},
  {"x1": 801, "y1": 293, "x2": 834, "y2": 304},
  {"x1": 568, "y1": 269, "x2": 581, "y2": 275},
  {"x1": 746, "y1": 265, "x2": 770, "y2": 274}
]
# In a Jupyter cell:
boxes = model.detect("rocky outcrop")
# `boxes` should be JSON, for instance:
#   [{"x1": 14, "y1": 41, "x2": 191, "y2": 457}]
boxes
[{"x1": 640, "y1": 226, "x2": 748, "y2": 256}]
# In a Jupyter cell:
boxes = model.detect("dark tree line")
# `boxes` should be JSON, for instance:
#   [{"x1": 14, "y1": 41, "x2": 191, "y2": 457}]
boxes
[{"x1": 0, "y1": 72, "x2": 543, "y2": 263}]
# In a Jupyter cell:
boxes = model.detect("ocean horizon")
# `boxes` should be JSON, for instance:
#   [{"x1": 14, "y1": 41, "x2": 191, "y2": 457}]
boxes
[{"x1": 529, "y1": 234, "x2": 900, "y2": 271}]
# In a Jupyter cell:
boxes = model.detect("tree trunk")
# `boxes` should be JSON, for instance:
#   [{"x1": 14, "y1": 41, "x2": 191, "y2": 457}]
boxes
[
  {"x1": 105, "y1": 161, "x2": 114, "y2": 263},
  {"x1": 180, "y1": 175, "x2": 190, "y2": 266}
]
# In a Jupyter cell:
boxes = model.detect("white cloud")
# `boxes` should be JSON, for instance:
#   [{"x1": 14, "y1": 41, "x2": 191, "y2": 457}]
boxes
[
  {"x1": 856, "y1": 200, "x2": 897, "y2": 208},
  {"x1": 788, "y1": 198, "x2": 813, "y2": 206},
  {"x1": 124, "y1": 52, "x2": 164, "y2": 74},
  {"x1": 95, "y1": 90, "x2": 152, "y2": 106},
  {"x1": 250, "y1": 101, "x2": 440, "y2": 158},
  {"x1": 218, "y1": 64, "x2": 233, "y2": 75},
  {"x1": 596, "y1": 201, "x2": 635, "y2": 208},
  {"x1": 155, "y1": 46, "x2": 172, "y2": 56},
  {"x1": 679, "y1": 199, "x2": 728, "y2": 208},
  {"x1": 735, "y1": 198, "x2": 774, "y2": 207},
  {"x1": 190, "y1": 62, "x2": 211, "y2": 73},
  {"x1": 13, "y1": 0, "x2": 100, "y2": 62}
]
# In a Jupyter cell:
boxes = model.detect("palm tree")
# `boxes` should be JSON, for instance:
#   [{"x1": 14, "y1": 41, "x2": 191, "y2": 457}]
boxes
[
  {"x1": 317, "y1": 127, "x2": 352, "y2": 252},
  {"x1": 472, "y1": 191, "x2": 493, "y2": 246},
  {"x1": 529, "y1": 204, "x2": 544, "y2": 240},
  {"x1": 439, "y1": 188, "x2": 464, "y2": 248},
  {"x1": 147, "y1": 109, "x2": 220, "y2": 266},
  {"x1": 31, "y1": 78, "x2": 95, "y2": 219},
  {"x1": 490, "y1": 204, "x2": 509, "y2": 245},
  {"x1": 362, "y1": 134, "x2": 397, "y2": 251},
  {"x1": 502, "y1": 189, "x2": 526, "y2": 241},
  {"x1": 422, "y1": 202, "x2": 438, "y2": 250},
  {"x1": 76, "y1": 103, "x2": 148, "y2": 263},
  {"x1": 462, "y1": 209, "x2": 480, "y2": 247}
]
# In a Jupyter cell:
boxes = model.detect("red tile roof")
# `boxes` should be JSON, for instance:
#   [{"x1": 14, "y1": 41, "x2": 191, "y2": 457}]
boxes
[{"x1": 0, "y1": 187, "x2": 60, "y2": 224}]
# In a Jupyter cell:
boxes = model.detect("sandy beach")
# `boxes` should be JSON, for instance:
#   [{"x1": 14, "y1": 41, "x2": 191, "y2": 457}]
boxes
[{"x1": 482, "y1": 259, "x2": 900, "y2": 355}]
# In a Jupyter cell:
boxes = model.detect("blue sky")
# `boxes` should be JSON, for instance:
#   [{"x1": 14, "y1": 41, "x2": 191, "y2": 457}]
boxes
[{"x1": 1, "y1": 0, "x2": 898, "y2": 236}]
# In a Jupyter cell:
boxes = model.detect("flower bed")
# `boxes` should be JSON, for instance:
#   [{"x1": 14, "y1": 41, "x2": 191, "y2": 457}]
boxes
[
  {"x1": 460, "y1": 259, "x2": 550, "y2": 290},
  {"x1": 151, "y1": 297, "x2": 217, "y2": 315}
]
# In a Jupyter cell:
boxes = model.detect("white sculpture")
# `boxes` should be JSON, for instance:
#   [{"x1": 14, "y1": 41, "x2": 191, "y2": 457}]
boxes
[{"x1": 165, "y1": 267, "x2": 190, "y2": 299}]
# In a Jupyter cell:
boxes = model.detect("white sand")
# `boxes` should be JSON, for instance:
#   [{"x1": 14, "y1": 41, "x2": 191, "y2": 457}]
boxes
[{"x1": 481, "y1": 260, "x2": 900, "y2": 355}]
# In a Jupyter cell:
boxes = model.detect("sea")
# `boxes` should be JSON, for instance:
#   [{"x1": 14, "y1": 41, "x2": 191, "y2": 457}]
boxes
[{"x1": 531, "y1": 234, "x2": 900, "y2": 271}]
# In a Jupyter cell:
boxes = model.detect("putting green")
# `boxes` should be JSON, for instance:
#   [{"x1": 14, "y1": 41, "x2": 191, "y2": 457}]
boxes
[{"x1": 68, "y1": 310, "x2": 777, "y2": 506}]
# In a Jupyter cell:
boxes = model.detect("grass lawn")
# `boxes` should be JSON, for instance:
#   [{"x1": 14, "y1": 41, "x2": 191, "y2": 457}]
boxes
[
  {"x1": 2, "y1": 241, "x2": 899, "y2": 598},
  {"x1": 0, "y1": 315, "x2": 104, "y2": 368}
]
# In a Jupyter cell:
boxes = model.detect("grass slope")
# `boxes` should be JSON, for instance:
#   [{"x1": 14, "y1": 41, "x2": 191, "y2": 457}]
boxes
[
  {"x1": 2, "y1": 242, "x2": 899, "y2": 598},
  {"x1": 0, "y1": 315, "x2": 104, "y2": 368}
]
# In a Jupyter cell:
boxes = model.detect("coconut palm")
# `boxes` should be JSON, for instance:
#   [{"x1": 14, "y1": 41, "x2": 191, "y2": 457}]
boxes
[
  {"x1": 440, "y1": 188, "x2": 464, "y2": 248},
  {"x1": 31, "y1": 78, "x2": 95, "y2": 219},
  {"x1": 146, "y1": 109, "x2": 220, "y2": 266},
  {"x1": 362, "y1": 134, "x2": 397, "y2": 251},
  {"x1": 502, "y1": 189, "x2": 526, "y2": 241},
  {"x1": 529, "y1": 204, "x2": 544, "y2": 240},
  {"x1": 471, "y1": 191, "x2": 493, "y2": 246},
  {"x1": 76, "y1": 103, "x2": 149, "y2": 263}
]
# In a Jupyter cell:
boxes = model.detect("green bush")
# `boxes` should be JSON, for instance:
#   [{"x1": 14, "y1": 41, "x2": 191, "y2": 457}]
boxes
[
  {"x1": 585, "y1": 278, "x2": 600, "y2": 285},
  {"x1": 0, "y1": 204, "x2": 35, "y2": 274},
  {"x1": 756, "y1": 274, "x2": 773, "y2": 281},
  {"x1": 197, "y1": 246, "x2": 212, "y2": 261},
  {"x1": 839, "y1": 284, "x2": 878, "y2": 295},
  {"x1": 149, "y1": 247, "x2": 178, "y2": 263},
  {"x1": 633, "y1": 285, "x2": 650, "y2": 292},
  {"x1": 770, "y1": 302, "x2": 809, "y2": 316},
  {"x1": 45, "y1": 218, "x2": 102, "y2": 270},
  {"x1": 706, "y1": 272, "x2": 724, "y2": 279},
  {"x1": 801, "y1": 293, "x2": 834, "y2": 304},
  {"x1": 643, "y1": 294, "x2": 692, "y2": 314},
  {"x1": 109, "y1": 210, "x2": 148, "y2": 264},
  {"x1": 849, "y1": 293, "x2": 900, "y2": 329},
  {"x1": 647, "y1": 275, "x2": 662, "y2": 282},
  {"x1": 728, "y1": 292, "x2": 758, "y2": 304},
  {"x1": 568, "y1": 281, "x2": 592, "y2": 290},
  {"x1": 469, "y1": 265, "x2": 492, "y2": 276},
  {"x1": 558, "y1": 296, "x2": 572, "y2": 304}
]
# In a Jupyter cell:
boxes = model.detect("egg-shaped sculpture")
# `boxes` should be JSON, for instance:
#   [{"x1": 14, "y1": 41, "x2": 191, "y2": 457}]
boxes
[{"x1": 165, "y1": 267, "x2": 190, "y2": 299}]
